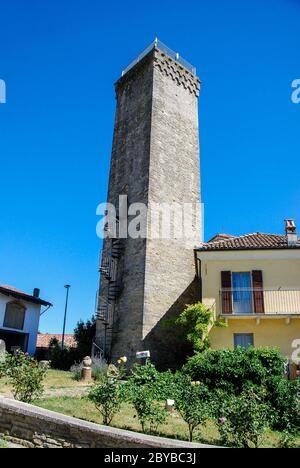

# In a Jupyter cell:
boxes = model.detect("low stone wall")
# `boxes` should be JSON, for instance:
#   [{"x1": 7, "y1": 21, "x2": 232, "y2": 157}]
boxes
[{"x1": 0, "y1": 397, "x2": 214, "y2": 448}]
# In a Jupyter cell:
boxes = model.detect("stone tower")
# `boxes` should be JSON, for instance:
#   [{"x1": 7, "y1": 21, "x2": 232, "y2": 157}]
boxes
[{"x1": 96, "y1": 40, "x2": 202, "y2": 370}]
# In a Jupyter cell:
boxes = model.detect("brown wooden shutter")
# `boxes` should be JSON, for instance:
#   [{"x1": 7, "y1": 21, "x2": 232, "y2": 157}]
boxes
[
  {"x1": 221, "y1": 271, "x2": 232, "y2": 314},
  {"x1": 252, "y1": 270, "x2": 265, "y2": 314}
]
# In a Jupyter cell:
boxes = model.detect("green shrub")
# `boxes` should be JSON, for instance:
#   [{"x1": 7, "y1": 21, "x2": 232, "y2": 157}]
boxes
[
  {"x1": 91, "y1": 357, "x2": 108, "y2": 381},
  {"x1": 278, "y1": 430, "x2": 297, "y2": 449},
  {"x1": 49, "y1": 340, "x2": 80, "y2": 371},
  {"x1": 184, "y1": 347, "x2": 284, "y2": 394},
  {"x1": 172, "y1": 302, "x2": 227, "y2": 353},
  {"x1": 130, "y1": 386, "x2": 167, "y2": 433},
  {"x1": 122, "y1": 362, "x2": 173, "y2": 434},
  {"x1": 0, "y1": 351, "x2": 48, "y2": 403},
  {"x1": 70, "y1": 362, "x2": 82, "y2": 381},
  {"x1": 216, "y1": 389, "x2": 270, "y2": 448},
  {"x1": 74, "y1": 316, "x2": 96, "y2": 358},
  {"x1": 70, "y1": 357, "x2": 108, "y2": 382},
  {"x1": 123, "y1": 361, "x2": 177, "y2": 402},
  {"x1": 88, "y1": 374, "x2": 122, "y2": 426},
  {"x1": 266, "y1": 376, "x2": 300, "y2": 432},
  {"x1": 49, "y1": 316, "x2": 97, "y2": 371},
  {"x1": 173, "y1": 373, "x2": 211, "y2": 442}
]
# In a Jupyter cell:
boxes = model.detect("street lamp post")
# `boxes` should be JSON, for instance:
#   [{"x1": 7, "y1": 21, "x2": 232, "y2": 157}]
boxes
[{"x1": 62, "y1": 284, "x2": 71, "y2": 350}]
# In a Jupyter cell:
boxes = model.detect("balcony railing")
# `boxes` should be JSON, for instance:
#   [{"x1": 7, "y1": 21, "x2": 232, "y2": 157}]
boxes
[
  {"x1": 122, "y1": 39, "x2": 197, "y2": 77},
  {"x1": 219, "y1": 288, "x2": 300, "y2": 316}
]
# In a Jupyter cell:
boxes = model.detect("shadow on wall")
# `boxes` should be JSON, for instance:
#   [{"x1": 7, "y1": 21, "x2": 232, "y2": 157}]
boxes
[{"x1": 144, "y1": 278, "x2": 200, "y2": 371}]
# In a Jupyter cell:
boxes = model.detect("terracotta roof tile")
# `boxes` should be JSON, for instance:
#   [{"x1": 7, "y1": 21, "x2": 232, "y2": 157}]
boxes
[
  {"x1": 37, "y1": 334, "x2": 77, "y2": 349},
  {"x1": 208, "y1": 234, "x2": 236, "y2": 243},
  {"x1": 196, "y1": 233, "x2": 300, "y2": 251},
  {"x1": 0, "y1": 285, "x2": 52, "y2": 307}
]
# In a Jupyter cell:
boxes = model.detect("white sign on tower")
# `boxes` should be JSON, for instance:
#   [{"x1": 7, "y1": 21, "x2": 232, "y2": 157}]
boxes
[{"x1": 0, "y1": 340, "x2": 6, "y2": 361}]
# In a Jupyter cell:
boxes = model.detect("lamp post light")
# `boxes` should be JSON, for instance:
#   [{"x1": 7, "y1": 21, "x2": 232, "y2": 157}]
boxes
[{"x1": 62, "y1": 284, "x2": 71, "y2": 350}]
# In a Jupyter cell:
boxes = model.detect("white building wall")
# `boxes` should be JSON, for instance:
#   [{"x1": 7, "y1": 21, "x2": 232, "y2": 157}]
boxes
[{"x1": 0, "y1": 293, "x2": 41, "y2": 355}]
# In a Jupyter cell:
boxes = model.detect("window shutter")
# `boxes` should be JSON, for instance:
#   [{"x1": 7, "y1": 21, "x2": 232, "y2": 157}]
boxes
[
  {"x1": 4, "y1": 302, "x2": 26, "y2": 330},
  {"x1": 221, "y1": 271, "x2": 232, "y2": 314},
  {"x1": 252, "y1": 270, "x2": 265, "y2": 314}
]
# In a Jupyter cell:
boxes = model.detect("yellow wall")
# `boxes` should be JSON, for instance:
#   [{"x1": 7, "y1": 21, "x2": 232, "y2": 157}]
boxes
[
  {"x1": 210, "y1": 318, "x2": 300, "y2": 359},
  {"x1": 197, "y1": 250, "x2": 300, "y2": 357},
  {"x1": 199, "y1": 253, "x2": 300, "y2": 316}
]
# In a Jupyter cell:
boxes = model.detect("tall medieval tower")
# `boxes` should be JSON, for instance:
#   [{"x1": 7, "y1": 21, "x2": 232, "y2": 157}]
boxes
[{"x1": 96, "y1": 41, "x2": 202, "y2": 369}]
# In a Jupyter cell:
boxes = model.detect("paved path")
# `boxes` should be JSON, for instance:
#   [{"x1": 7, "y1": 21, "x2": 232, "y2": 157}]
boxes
[
  {"x1": 0, "y1": 386, "x2": 90, "y2": 400},
  {"x1": 42, "y1": 386, "x2": 90, "y2": 398}
]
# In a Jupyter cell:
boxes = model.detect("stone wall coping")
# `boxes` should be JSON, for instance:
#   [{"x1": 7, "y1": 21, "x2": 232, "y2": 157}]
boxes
[{"x1": 0, "y1": 397, "x2": 218, "y2": 448}]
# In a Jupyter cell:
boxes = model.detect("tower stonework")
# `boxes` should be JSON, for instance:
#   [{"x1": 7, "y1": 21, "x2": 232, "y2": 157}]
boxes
[{"x1": 96, "y1": 43, "x2": 202, "y2": 370}]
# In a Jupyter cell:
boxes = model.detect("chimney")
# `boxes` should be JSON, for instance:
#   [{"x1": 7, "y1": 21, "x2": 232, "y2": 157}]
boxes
[
  {"x1": 33, "y1": 288, "x2": 40, "y2": 298},
  {"x1": 285, "y1": 219, "x2": 298, "y2": 246}
]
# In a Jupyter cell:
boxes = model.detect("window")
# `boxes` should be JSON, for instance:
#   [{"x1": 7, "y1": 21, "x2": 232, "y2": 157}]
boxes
[
  {"x1": 232, "y1": 272, "x2": 253, "y2": 314},
  {"x1": 3, "y1": 302, "x2": 26, "y2": 330},
  {"x1": 221, "y1": 270, "x2": 265, "y2": 315},
  {"x1": 234, "y1": 333, "x2": 254, "y2": 349}
]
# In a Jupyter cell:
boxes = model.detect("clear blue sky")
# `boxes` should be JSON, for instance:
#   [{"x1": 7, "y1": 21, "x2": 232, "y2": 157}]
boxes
[{"x1": 0, "y1": 0, "x2": 299, "y2": 333}]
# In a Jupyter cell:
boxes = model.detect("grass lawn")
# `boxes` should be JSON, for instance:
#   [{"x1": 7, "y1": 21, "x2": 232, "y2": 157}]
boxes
[
  {"x1": 0, "y1": 370, "x2": 90, "y2": 396},
  {"x1": 33, "y1": 396, "x2": 300, "y2": 448}
]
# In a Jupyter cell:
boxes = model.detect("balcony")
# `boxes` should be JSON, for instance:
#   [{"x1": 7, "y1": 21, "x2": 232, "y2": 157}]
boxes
[{"x1": 219, "y1": 289, "x2": 300, "y2": 317}]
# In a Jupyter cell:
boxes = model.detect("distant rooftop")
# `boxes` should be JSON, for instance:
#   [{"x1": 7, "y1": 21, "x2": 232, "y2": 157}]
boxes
[
  {"x1": 121, "y1": 39, "x2": 197, "y2": 77},
  {"x1": 0, "y1": 285, "x2": 52, "y2": 307},
  {"x1": 196, "y1": 232, "x2": 300, "y2": 252},
  {"x1": 37, "y1": 333, "x2": 77, "y2": 349}
]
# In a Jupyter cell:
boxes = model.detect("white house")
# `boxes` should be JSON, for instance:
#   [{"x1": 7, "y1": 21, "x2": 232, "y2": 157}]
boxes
[{"x1": 0, "y1": 285, "x2": 52, "y2": 355}]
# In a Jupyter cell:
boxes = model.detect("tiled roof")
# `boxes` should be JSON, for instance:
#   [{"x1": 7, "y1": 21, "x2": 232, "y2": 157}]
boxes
[
  {"x1": 37, "y1": 333, "x2": 77, "y2": 349},
  {"x1": 0, "y1": 285, "x2": 52, "y2": 307},
  {"x1": 208, "y1": 233, "x2": 236, "y2": 243},
  {"x1": 196, "y1": 233, "x2": 300, "y2": 251}
]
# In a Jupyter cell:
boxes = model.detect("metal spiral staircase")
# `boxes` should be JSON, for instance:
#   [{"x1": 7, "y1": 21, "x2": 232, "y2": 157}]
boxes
[{"x1": 95, "y1": 238, "x2": 123, "y2": 358}]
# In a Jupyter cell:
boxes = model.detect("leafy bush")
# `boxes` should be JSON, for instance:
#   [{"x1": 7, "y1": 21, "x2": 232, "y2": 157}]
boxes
[
  {"x1": 70, "y1": 362, "x2": 83, "y2": 381},
  {"x1": 184, "y1": 347, "x2": 285, "y2": 394},
  {"x1": 74, "y1": 316, "x2": 96, "y2": 358},
  {"x1": 71, "y1": 357, "x2": 108, "y2": 382},
  {"x1": 266, "y1": 376, "x2": 300, "y2": 432},
  {"x1": 130, "y1": 386, "x2": 167, "y2": 433},
  {"x1": 183, "y1": 347, "x2": 300, "y2": 434},
  {"x1": 49, "y1": 316, "x2": 96, "y2": 371},
  {"x1": 216, "y1": 389, "x2": 270, "y2": 448},
  {"x1": 278, "y1": 430, "x2": 297, "y2": 448},
  {"x1": 121, "y1": 362, "x2": 172, "y2": 434},
  {"x1": 91, "y1": 357, "x2": 108, "y2": 381},
  {"x1": 123, "y1": 361, "x2": 177, "y2": 402},
  {"x1": 0, "y1": 351, "x2": 48, "y2": 403},
  {"x1": 49, "y1": 339, "x2": 79, "y2": 371},
  {"x1": 88, "y1": 373, "x2": 122, "y2": 425},
  {"x1": 172, "y1": 373, "x2": 211, "y2": 442},
  {"x1": 172, "y1": 303, "x2": 226, "y2": 353}
]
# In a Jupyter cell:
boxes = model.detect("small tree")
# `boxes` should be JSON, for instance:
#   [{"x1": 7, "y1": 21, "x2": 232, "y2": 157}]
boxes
[
  {"x1": 173, "y1": 374, "x2": 211, "y2": 442},
  {"x1": 122, "y1": 362, "x2": 170, "y2": 434},
  {"x1": 49, "y1": 339, "x2": 79, "y2": 371},
  {"x1": 88, "y1": 363, "x2": 124, "y2": 426},
  {"x1": 175, "y1": 303, "x2": 226, "y2": 353},
  {"x1": 74, "y1": 316, "x2": 96, "y2": 358},
  {"x1": 0, "y1": 351, "x2": 48, "y2": 403},
  {"x1": 216, "y1": 390, "x2": 269, "y2": 448},
  {"x1": 123, "y1": 361, "x2": 176, "y2": 401},
  {"x1": 88, "y1": 374, "x2": 122, "y2": 425},
  {"x1": 130, "y1": 386, "x2": 167, "y2": 433}
]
